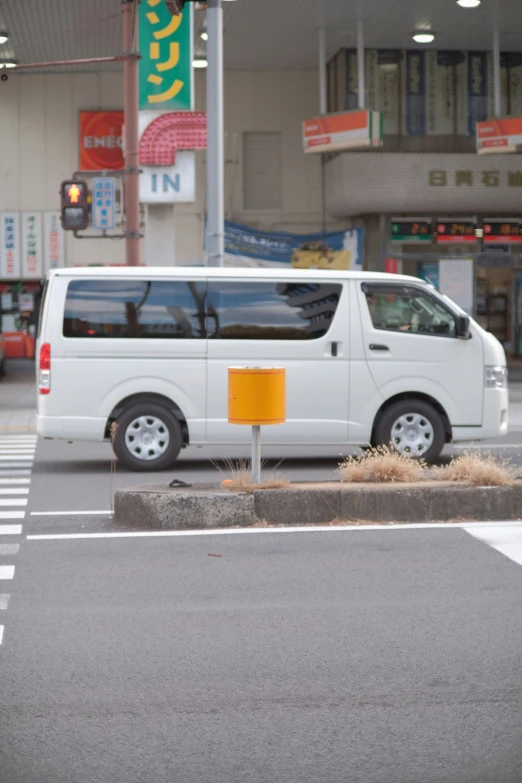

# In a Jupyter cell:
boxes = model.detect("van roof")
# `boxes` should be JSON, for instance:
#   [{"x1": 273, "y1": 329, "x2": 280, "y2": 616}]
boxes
[{"x1": 48, "y1": 266, "x2": 426, "y2": 285}]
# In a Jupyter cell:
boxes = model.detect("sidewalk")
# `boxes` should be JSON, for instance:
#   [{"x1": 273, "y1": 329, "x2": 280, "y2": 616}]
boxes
[{"x1": 0, "y1": 359, "x2": 36, "y2": 435}]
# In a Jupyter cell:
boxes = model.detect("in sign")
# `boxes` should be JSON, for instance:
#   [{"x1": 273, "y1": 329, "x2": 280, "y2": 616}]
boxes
[{"x1": 92, "y1": 177, "x2": 116, "y2": 231}]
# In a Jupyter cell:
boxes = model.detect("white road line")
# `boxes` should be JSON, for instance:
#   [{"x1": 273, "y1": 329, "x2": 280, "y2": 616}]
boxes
[
  {"x1": 0, "y1": 626, "x2": 4, "y2": 645},
  {"x1": 0, "y1": 499, "x2": 27, "y2": 507},
  {"x1": 464, "y1": 525, "x2": 522, "y2": 567},
  {"x1": 0, "y1": 544, "x2": 19, "y2": 555},
  {"x1": 0, "y1": 595, "x2": 9, "y2": 610},
  {"x1": 453, "y1": 444, "x2": 522, "y2": 450},
  {"x1": 0, "y1": 512, "x2": 25, "y2": 520},
  {"x1": 0, "y1": 479, "x2": 30, "y2": 485},
  {"x1": 0, "y1": 525, "x2": 22, "y2": 535},
  {"x1": 0, "y1": 566, "x2": 15, "y2": 579},
  {"x1": 0, "y1": 456, "x2": 35, "y2": 461},
  {"x1": 0, "y1": 470, "x2": 31, "y2": 477},
  {"x1": 30, "y1": 510, "x2": 112, "y2": 516},
  {"x1": 25, "y1": 520, "x2": 522, "y2": 541},
  {"x1": 0, "y1": 488, "x2": 29, "y2": 495}
]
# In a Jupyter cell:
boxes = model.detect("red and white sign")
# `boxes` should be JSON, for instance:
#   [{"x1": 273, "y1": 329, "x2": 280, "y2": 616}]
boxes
[
  {"x1": 44, "y1": 212, "x2": 64, "y2": 271},
  {"x1": 303, "y1": 110, "x2": 382, "y2": 154},
  {"x1": 79, "y1": 111, "x2": 124, "y2": 171},
  {"x1": 385, "y1": 258, "x2": 401, "y2": 274},
  {"x1": 21, "y1": 213, "x2": 43, "y2": 279},
  {"x1": 476, "y1": 117, "x2": 522, "y2": 154},
  {"x1": 0, "y1": 213, "x2": 21, "y2": 279}
]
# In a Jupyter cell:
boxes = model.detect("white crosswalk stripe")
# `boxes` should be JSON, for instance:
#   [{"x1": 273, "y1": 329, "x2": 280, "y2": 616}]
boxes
[
  {"x1": 464, "y1": 523, "x2": 522, "y2": 568},
  {"x1": 0, "y1": 436, "x2": 33, "y2": 646}
]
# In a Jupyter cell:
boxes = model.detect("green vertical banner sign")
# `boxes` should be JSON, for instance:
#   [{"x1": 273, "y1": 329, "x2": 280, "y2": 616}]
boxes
[{"x1": 139, "y1": 0, "x2": 194, "y2": 111}]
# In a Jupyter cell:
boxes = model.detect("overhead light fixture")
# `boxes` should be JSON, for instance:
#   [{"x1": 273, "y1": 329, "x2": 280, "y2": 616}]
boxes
[
  {"x1": 193, "y1": 57, "x2": 208, "y2": 68},
  {"x1": 412, "y1": 32, "x2": 435, "y2": 43},
  {"x1": 0, "y1": 61, "x2": 16, "y2": 68},
  {"x1": 200, "y1": 27, "x2": 208, "y2": 41},
  {"x1": 0, "y1": 32, "x2": 8, "y2": 45},
  {"x1": 457, "y1": 0, "x2": 481, "y2": 6}
]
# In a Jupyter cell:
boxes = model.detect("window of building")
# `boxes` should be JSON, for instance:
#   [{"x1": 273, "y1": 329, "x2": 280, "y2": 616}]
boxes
[
  {"x1": 207, "y1": 281, "x2": 342, "y2": 340},
  {"x1": 63, "y1": 280, "x2": 207, "y2": 339},
  {"x1": 243, "y1": 132, "x2": 283, "y2": 211},
  {"x1": 363, "y1": 284, "x2": 457, "y2": 337}
]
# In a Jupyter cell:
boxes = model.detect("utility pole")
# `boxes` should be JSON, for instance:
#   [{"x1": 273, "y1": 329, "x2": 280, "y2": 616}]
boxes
[
  {"x1": 122, "y1": 0, "x2": 141, "y2": 266},
  {"x1": 206, "y1": 0, "x2": 224, "y2": 267}
]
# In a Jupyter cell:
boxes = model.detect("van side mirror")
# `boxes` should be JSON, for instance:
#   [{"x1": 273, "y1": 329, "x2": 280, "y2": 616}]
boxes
[{"x1": 456, "y1": 314, "x2": 470, "y2": 339}]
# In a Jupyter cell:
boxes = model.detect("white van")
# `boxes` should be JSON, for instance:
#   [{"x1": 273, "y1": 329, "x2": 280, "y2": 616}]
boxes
[{"x1": 36, "y1": 267, "x2": 508, "y2": 470}]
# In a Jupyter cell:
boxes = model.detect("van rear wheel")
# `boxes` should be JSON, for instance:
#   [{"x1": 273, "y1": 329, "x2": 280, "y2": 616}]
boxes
[
  {"x1": 113, "y1": 402, "x2": 183, "y2": 471},
  {"x1": 374, "y1": 399, "x2": 445, "y2": 463}
]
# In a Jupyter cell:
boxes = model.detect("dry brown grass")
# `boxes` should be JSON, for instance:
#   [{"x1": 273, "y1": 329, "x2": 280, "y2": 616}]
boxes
[
  {"x1": 219, "y1": 459, "x2": 290, "y2": 492},
  {"x1": 338, "y1": 446, "x2": 426, "y2": 484},
  {"x1": 435, "y1": 452, "x2": 514, "y2": 487}
]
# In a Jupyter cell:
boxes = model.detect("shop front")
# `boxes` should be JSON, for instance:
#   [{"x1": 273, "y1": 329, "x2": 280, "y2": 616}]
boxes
[
  {"x1": 0, "y1": 211, "x2": 63, "y2": 361},
  {"x1": 325, "y1": 151, "x2": 522, "y2": 358}
]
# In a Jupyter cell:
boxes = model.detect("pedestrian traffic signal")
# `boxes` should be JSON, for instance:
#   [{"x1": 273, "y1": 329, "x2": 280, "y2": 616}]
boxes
[{"x1": 60, "y1": 179, "x2": 89, "y2": 231}]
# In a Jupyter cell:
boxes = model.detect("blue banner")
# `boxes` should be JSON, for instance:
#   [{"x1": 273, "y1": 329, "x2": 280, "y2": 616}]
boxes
[
  {"x1": 223, "y1": 221, "x2": 365, "y2": 270},
  {"x1": 468, "y1": 51, "x2": 488, "y2": 135},
  {"x1": 406, "y1": 50, "x2": 426, "y2": 135}
]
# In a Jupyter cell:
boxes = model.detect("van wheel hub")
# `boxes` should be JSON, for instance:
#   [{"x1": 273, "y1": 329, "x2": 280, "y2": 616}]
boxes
[
  {"x1": 390, "y1": 413, "x2": 434, "y2": 456},
  {"x1": 124, "y1": 416, "x2": 170, "y2": 461}
]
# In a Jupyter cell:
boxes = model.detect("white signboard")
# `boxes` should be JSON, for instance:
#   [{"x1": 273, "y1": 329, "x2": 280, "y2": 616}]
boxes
[
  {"x1": 21, "y1": 212, "x2": 43, "y2": 279},
  {"x1": 0, "y1": 213, "x2": 21, "y2": 279},
  {"x1": 92, "y1": 177, "x2": 116, "y2": 230},
  {"x1": 139, "y1": 152, "x2": 196, "y2": 203},
  {"x1": 18, "y1": 293, "x2": 34, "y2": 312},
  {"x1": 439, "y1": 259, "x2": 474, "y2": 315},
  {"x1": 44, "y1": 212, "x2": 64, "y2": 271}
]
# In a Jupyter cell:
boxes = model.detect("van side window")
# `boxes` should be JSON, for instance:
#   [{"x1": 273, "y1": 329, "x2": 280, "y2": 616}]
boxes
[
  {"x1": 207, "y1": 281, "x2": 342, "y2": 340},
  {"x1": 63, "y1": 280, "x2": 207, "y2": 339},
  {"x1": 363, "y1": 284, "x2": 457, "y2": 337}
]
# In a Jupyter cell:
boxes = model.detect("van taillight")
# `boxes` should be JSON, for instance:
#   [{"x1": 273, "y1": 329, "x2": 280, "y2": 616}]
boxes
[{"x1": 39, "y1": 343, "x2": 51, "y2": 395}]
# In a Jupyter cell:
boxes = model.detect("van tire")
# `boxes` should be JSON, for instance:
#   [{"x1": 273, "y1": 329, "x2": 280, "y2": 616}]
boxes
[
  {"x1": 112, "y1": 402, "x2": 183, "y2": 471},
  {"x1": 374, "y1": 399, "x2": 445, "y2": 463}
]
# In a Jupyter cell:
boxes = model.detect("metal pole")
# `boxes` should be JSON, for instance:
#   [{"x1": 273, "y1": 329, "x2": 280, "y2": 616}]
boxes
[
  {"x1": 357, "y1": 16, "x2": 365, "y2": 109},
  {"x1": 122, "y1": 0, "x2": 140, "y2": 266},
  {"x1": 206, "y1": 0, "x2": 224, "y2": 267},
  {"x1": 318, "y1": 27, "x2": 327, "y2": 115},
  {"x1": 493, "y1": 27, "x2": 501, "y2": 117},
  {"x1": 251, "y1": 425, "x2": 261, "y2": 484}
]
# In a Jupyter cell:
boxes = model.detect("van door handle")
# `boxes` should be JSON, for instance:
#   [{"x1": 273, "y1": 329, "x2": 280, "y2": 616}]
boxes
[
  {"x1": 331, "y1": 342, "x2": 339, "y2": 357},
  {"x1": 369, "y1": 344, "x2": 389, "y2": 351}
]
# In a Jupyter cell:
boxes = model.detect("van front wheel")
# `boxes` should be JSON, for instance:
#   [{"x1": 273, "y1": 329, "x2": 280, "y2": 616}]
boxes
[
  {"x1": 374, "y1": 400, "x2": 445, "y2": 463},
  {"x1": 113, "y1": 403, "x2": 183, "y2": 471}
]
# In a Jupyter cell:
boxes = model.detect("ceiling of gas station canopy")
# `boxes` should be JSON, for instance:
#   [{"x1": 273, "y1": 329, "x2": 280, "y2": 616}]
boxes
[{"x1": 0, "y1": 0, "x2": 521, "y2": 72}]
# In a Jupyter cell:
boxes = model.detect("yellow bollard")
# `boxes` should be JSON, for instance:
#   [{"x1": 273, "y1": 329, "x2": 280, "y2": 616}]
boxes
[{"x1": 228, "y1": 367, "x2": 286, "y2": 484}]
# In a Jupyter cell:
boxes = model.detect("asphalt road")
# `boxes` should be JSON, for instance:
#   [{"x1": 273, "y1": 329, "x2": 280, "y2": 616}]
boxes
[{"x1": 2, "y1": 525, "x2": 522, "y2": 783}]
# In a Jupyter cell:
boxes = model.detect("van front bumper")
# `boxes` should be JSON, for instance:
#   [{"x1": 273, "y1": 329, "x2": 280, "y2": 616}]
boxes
[{"x1": 452, "y1": 388, "x2": 509, "y2": 443}]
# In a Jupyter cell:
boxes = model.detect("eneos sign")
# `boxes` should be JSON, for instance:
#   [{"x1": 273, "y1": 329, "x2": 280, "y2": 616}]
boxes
[{"x1": 79, "y1": 111, "x2": 124, "y2": 171}]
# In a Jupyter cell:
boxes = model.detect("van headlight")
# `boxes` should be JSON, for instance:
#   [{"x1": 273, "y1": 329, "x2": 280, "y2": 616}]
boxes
[{"x1": 485, "y1": 365, "x2": 508, "y2": 389}]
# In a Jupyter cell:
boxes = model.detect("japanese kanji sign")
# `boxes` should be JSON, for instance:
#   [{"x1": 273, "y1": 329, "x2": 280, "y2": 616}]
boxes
[
  {"x1": 92, "y1": 178, "x2": 116, "y2": 231},
  {"x1": 43, "y1": 212, "x2": 64, "y2": 271},
  {"x1": 0, "y1": 213, "x2": 21, "y2": 279},
  {"x1": 139, "y1": 0, "x2": 193, "y2": 111},
  {"x1": 21, "y1": 212, "x2": 43, "y2": 279}
]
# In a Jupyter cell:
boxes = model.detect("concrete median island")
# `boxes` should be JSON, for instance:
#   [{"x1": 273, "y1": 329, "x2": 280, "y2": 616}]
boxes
[{"x1": 113, "y1": 481, "x2": 522, "y2": 530}]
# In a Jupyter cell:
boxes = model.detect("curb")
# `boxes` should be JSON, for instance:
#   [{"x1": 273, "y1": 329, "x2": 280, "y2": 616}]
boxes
[{"x1": 114, "y1": 482, "x2": 522, "y2": 530}]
